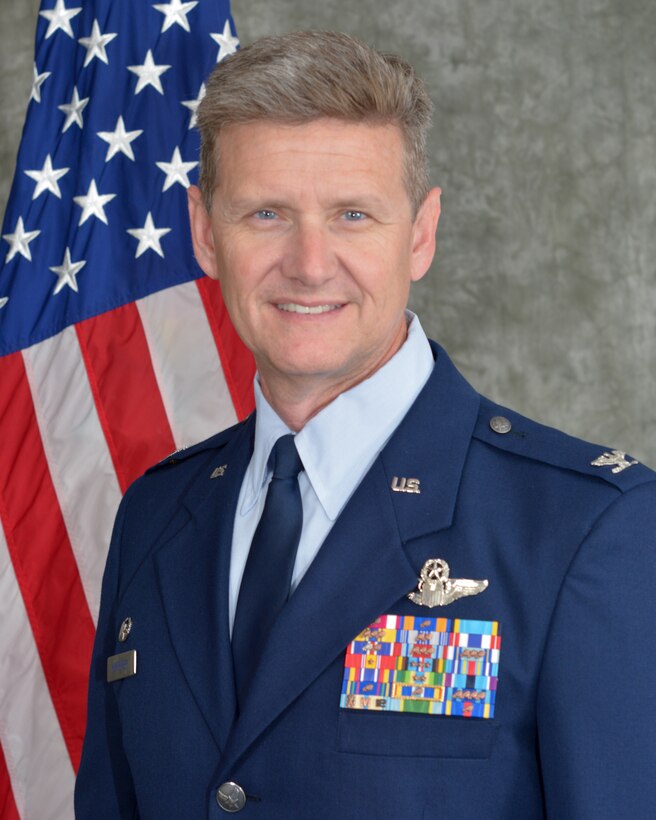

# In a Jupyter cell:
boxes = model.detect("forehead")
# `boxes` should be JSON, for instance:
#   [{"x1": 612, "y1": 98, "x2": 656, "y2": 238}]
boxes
[{"x1": 214, "y1": 118, "x2": 407, "y2": 199}]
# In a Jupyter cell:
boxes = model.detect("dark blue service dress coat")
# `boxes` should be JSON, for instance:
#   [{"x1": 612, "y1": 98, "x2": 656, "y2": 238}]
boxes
[{"x1": 75, "y1": 342, "x2": 656, "y2": 819}]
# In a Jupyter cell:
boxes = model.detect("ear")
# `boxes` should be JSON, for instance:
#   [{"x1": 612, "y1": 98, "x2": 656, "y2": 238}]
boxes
[
  {"x1": 410, "y1": 186, "x2": 441, "y2": 283},
  {"x1": 188, "y1": 184, "x2": 219, "y2": 280}
]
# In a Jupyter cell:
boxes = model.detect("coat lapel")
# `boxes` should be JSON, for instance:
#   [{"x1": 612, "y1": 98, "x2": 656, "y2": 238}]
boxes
[
  {"x1": 219, "y1": 343, "x2": 481, "y2": 776},
  {"x1": 153, "y1": 416, "x2": 255, "y2": 755},
  {"x1": 381, "y1": 340, "x2": 480, "y2": 543}
]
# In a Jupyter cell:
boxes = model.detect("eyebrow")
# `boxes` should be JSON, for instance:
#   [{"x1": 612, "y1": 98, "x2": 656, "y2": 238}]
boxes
[
  {"x1": 329, "y1": 197, "x2": 387, "y2": 211},
  {"x1": 221, "y1": 198, "x2": 285, "y2": 214}
]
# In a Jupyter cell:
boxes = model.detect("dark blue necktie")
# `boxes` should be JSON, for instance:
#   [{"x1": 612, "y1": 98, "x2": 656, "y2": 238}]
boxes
[{"x1": 232, "y1": 434, "x2": 304, "y2": 706}]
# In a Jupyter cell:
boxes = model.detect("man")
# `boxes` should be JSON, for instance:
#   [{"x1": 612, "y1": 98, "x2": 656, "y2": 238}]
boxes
[{"x1": 75, "y1": 31, "x2": 656, "y2": 819}]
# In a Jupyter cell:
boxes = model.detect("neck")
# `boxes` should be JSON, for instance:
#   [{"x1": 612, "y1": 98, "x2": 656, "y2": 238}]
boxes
[
  {"x1": 258, "y1": 321, "x2": 408, "y2": 432},
  {"x1": 259, "y1": 378, "x2": 352, "y2": 433}
]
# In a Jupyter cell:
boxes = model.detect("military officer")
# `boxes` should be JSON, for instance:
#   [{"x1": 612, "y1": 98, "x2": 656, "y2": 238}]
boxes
[{"x1": 75, "y1": 31, "x2": 656, "y2": 819}]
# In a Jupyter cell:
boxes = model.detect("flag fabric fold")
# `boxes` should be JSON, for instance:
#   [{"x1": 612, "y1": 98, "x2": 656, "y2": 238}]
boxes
[{"x1": 0, "y1": 2, "x2": 253, "y2": 816}]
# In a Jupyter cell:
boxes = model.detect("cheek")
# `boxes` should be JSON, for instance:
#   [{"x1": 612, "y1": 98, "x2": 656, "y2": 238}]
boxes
[
  {"x1": 220, "y1": 234, "x2": 281, "y2": 286},
  {"x1": 346, "y1": 234, "x2": 413, "y2": 289},
  {"x1": 212, "y1": 245, "x2": 256, "y2": 301},
  {"x1": 356, "y1": 262, "x2": 412, "y2": 307}
]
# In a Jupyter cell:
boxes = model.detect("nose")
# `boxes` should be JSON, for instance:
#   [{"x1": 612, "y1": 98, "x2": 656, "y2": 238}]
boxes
[{"x1": 282, "y1": 220, "x2": 336, "y2": 286}]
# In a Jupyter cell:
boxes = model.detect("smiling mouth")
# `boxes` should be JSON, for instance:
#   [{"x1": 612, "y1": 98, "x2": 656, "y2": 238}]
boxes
[{"x1": 275, "y1": 303, "x2": 342, "y2": 314}]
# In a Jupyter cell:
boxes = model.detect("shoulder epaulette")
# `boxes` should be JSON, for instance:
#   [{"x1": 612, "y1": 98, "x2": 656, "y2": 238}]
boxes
[{"x1": 473, "y1": 396, "x2": 655, "y2": 492}]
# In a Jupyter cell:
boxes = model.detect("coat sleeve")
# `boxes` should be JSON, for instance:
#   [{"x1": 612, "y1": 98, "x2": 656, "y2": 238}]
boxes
[
  {"x1": 537, "y1": 481, "x2": 656, "y2": 819},
  {"x1": 74, "y1": 488, "x2": 139, "y2": 820}
]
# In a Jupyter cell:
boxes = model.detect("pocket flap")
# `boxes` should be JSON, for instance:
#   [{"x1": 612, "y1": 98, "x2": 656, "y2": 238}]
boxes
[{"x1": 337, "y1": 709, "x2": 498, "y2": 758}]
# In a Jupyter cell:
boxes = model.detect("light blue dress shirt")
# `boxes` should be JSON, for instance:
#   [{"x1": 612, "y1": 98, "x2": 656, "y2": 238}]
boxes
[{"x1": 228, "y1": 312, "x2": 435, "y2": 633}]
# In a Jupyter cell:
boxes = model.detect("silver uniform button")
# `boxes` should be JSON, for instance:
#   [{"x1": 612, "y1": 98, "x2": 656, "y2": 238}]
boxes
[
  {"x1": 217, "y1": 782, "x2": 247, "y2": 813},
  {"x1": 490, "y1": 416, "x2": 512, "y2": 434},
  {"x1": 117, "y1": 617, "x2": 132, "y2": 642}
]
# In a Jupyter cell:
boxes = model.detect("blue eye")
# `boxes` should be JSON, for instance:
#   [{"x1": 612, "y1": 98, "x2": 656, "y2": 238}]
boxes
[
  {"x1": 343, "y1": 210, "x2": 366, "y2": 221},
  {"x1": 254, "y1": 210, "x2": 277, "y2": 220}
]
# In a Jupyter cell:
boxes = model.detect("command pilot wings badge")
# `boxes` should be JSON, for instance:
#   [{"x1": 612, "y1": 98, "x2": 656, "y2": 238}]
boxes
[{"x1": 408, "y1": 559, "x2": 488, "y2": 608}]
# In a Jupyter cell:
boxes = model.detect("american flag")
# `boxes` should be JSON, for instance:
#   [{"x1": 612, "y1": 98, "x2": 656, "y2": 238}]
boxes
[{"x1": 0, "y1": 2, "x2": 254, "y2": 817}]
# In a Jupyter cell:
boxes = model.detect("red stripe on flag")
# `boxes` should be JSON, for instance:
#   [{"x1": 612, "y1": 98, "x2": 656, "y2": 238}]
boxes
[
  {"x1": 76, "y1": 304, "x2": 177, "y2": 491},
  {"x1": 0, "y1": 743, "x2": 20, "y2": 820},
  {"x1": 195, "y1": 277, "x2": 255, "y2": 420},
  {"x1": 0, "y1": 352, "x2": 95, "y2": 771}
]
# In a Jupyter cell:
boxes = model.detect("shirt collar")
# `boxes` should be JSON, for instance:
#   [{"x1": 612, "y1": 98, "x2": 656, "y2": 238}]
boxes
[
  {"x1": 239, "y1": 381, "x2": 294, "y2": 514},
  {"x1": 240, "y1": 312, "x2": 434, "y2": 519}
]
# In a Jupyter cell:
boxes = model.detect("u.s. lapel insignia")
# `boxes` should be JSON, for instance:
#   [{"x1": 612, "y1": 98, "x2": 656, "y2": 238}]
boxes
[
  {"x1": 390, "y1": 476, "x2": 421, "y2": 494},
  {"x1": 591, "y1": 450, "x2": 638, "y2": 474},
  {"x1": 210, "y1": 464, "x2": 228, "y2": 479},
  {"x1": 408, "y1": 558, "x2": 488, "y2": 608}
]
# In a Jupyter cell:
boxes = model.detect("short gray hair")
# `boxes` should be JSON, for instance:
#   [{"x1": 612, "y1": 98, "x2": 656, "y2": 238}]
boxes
[{"x1": 197, "y1": 31, "x2": 433, "y2": 216}]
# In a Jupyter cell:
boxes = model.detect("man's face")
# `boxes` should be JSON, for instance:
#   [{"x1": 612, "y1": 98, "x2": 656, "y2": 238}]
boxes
[{"x1": 189, "y1": 118, "x2": 440, "y2": 399}]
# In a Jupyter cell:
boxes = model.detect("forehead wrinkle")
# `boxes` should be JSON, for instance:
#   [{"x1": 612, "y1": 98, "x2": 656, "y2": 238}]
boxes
[
  {"x1": 223, "y1": 175, "x2": 393, "y2": 211},
  {"x1": 216, "y1": 120, "x2": 409, "y2": 214},
  {"x1": 225, "y1": 120, "x2": 403, "y2": 170}
]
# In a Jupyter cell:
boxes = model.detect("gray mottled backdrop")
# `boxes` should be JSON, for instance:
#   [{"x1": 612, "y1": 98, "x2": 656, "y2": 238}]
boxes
[{"x1": 2, "y1": 0, "x2": 655, "y2": 463}]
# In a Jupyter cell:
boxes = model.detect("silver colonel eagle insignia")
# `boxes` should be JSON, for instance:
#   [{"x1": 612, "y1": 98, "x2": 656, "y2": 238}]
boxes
[
  {"x1": 408, "y1": 559, "x2": 488, "y2": 608},
  {"x1": 591, "y1": 450, "x2": 638, "y2": 474}
]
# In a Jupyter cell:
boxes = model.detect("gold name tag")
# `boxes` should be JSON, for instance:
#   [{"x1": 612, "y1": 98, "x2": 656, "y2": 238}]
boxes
[{"x1": 107, "y1": 650, "x2": 137, "y2": 682}]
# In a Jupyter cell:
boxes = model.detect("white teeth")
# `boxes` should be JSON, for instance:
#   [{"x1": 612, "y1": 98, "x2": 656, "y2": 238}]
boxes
[{"x1": 276, "y1": 303, "x2": 340, "y2": 314}]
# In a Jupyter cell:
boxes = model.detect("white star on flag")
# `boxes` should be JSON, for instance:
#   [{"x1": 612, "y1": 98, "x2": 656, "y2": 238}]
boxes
[
  {"x1": 49, "y1": 247, "x2": 86, "y2": 294},
  {"x1": 0, "y1": 297, "x2": 8, "y2": 309},
  {"x1": 78, "y1": 19, "x2": 118, "y2": 67},
  {"x1": 31, "y1": 64, "x2": 51, "y2": 103},
  {"x1": 97, "y1": 116, "x2": 143, "y2": 161},
  {"x1": 39, "y1": 0, "x2": 82, "y2": 40},
  {"x1": 128, "y1": 50, "x2": 172, "y2": 95},
  {"x1": 210, "y1": 20, "x2": 239, "y2": 62},
  {"x1": 153, "y1": 0, "x2": 199, "y2": 33},
  {"x1": 127, "y1": 212, "x2": 172, "y2": 258},
  {"x1": 58, "y1": 86, "x2": 90, "y2": 132},
  {"x1": 24, "y1": 154, "x2": 70, "y2": 200},
  {"x1": 181, "y1": 82, "x2": 206, "y2": 129},
  {"x1": 156, "y1": 147, "x2": 198, "y2": 191},
  {"x1": 73, "y1": 179, "x2": 117, "y2": 225},
  {"x1": 2, "y1": 217, "x2": 41, "y2": 263}
]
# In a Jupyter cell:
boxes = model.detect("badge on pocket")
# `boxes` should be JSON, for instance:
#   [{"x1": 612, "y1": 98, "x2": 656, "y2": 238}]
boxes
[{"x1": 340, "y1": 614, "x2": 501, "y2": 718}]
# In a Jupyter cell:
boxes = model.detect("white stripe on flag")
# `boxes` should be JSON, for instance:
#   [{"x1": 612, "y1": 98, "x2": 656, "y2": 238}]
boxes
[
  {"x1": 137, "y1": 281, "x2": 238, "y2": 448},
  {"x1": 0, "y1": 523, "x2": 75, "y2": 820},
  {"x1": 22, "y1": 328, "x2": 122, "y2": 624}
]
